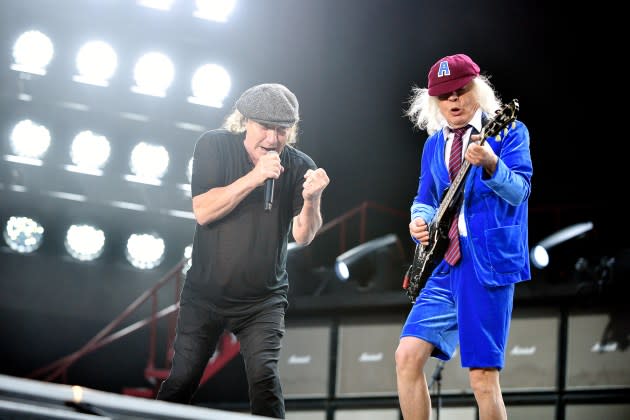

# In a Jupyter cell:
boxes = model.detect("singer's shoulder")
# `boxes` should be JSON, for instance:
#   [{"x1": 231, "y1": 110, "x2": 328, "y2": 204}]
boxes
[{"x1": 283, "y1": 145, "x2": 316, "y2": 170}]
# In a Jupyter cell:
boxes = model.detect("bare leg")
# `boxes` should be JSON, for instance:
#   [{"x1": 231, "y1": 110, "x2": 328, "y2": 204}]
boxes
[
  {"x1": 469, "y1": 368, "x2": 507, "y2": 420},
  {"x1": 395, "y1": 337, "x2": 434, "y2": 420}
]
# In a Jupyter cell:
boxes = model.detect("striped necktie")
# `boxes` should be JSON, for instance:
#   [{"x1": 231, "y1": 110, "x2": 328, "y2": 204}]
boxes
[{"x1": 444, "y1": 126, "x2": 468, "y2": 266}]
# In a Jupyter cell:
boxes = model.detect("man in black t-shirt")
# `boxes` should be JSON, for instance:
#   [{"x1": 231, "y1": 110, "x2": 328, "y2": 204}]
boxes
[{"x1": 156, "y1": 83, "x2": 329, "y2": 418}]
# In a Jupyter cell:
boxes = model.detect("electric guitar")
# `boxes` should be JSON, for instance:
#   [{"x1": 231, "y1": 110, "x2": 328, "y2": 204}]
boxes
[{"x1": 402, "y1": 99, "x2": 520, "y2": 303}]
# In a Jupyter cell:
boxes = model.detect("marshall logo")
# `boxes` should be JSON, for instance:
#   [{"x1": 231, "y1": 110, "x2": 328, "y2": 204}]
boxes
[
  {"x1": 591, "y1": 341, "x2": 618, "y2": 353},
  {"x1": 509, "y1": 345, "x2": 536, "y2": 356},
  {"x1": 288, "y1": 355, "x2": 312, "y2": 365},
  {"x1": 358, "y1": 352, "x2": 383, "y2": 363}
]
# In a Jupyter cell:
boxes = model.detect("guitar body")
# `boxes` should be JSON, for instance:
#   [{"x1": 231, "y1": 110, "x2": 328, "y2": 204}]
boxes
[{"x1": 404, "y1": 207, "x2": 453, "y2": 303}]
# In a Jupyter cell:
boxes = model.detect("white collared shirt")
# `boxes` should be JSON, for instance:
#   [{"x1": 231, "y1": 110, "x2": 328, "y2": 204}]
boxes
[{"x1": 441, "y1": 108, "x2": 484, "y2": 237}]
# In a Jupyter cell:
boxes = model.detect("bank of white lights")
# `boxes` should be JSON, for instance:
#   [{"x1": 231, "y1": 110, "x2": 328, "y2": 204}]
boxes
[
  {"x1": 11, "y1": 29, "x2": 232, "y2": 106},
  {"x1": 2, "y1": 217, "x2": 172, "y2": 269},
  {"x1": 7, "y1": 119, "x2": 179, "y2": 184},
  {"x1": 3, "y1": 2, "x2": 236, "y2": 268}
]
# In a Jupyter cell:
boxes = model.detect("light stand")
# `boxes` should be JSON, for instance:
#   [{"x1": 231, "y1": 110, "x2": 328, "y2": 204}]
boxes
[{"x1": 427, "y1": 360, "x2": 446, "y2": 420}]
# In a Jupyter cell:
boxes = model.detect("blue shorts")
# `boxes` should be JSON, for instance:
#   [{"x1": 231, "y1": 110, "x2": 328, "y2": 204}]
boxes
[{"x1": 400, "y1": 235, "x2": 514, "y2": 369}]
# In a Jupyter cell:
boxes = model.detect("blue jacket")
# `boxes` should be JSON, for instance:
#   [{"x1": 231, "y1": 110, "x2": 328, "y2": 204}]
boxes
[{"x1": 411, "y1": 120, "x2": 533, "y2": 286}]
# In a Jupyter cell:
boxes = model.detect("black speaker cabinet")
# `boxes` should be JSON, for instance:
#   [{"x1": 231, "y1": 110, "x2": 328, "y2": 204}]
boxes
[
  {"x1": 335, "y1": 320, "x2": 402, "y2": 397},
  {"x1": 564, "y1": 404, "x2": 630, "y2": 420},
  {"x1": 506, "y1": 405, "x2": 555, "y2": 420},
  {"x1": 501, "y1": 310, "x2": 560, "y2": 391},
  {"x1": 279, "y1": 324, "x2": 331, "y2": 399},
  {"x1": 334, "y1": 408, "x2": 400, "y2": 420},
  {"x1": 566, "y1": 312, "x2": 630, "y2": 389}
]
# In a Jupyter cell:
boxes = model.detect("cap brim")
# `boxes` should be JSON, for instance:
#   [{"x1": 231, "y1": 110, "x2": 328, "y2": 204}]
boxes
[
  {"x1": 428, "y1": 74, "x2": 475, "y2": 96},
  {"x1": 250, "y1": 118, "x2": 296, "y2": 128}
]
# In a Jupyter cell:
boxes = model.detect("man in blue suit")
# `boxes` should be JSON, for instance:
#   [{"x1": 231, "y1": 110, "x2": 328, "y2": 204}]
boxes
[{"x1": 395, "y1": 53, "x2": 533, "y2": 420}]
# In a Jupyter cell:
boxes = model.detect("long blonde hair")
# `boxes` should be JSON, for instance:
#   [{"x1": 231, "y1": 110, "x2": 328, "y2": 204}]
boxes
[
  {"x1": 222, "y1": 109, "x2": 299, "y2": 144},
  {"x1": 406, "y1": 75, "x2": 502, "y2": 135}
]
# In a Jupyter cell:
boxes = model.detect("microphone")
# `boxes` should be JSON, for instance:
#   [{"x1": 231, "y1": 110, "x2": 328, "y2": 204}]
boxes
[
  {"x1": 264, "y1": 151, "x2": 277, "y2": 211},
  {"x1": 264, "y1": 178, "x2": 274, "y2": 211}
]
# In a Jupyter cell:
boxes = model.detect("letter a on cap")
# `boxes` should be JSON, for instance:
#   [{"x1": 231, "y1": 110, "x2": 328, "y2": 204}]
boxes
[{"x1": 437, "y1": 61, "x2": 450, "y2": 77}]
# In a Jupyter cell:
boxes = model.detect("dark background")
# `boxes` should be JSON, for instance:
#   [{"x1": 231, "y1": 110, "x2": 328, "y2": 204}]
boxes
[{"x1": 0, "y1": 0, "x2": 623, "y2": 407}]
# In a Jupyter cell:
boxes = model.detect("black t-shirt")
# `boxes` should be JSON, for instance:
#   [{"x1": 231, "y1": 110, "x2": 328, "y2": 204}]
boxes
[{"x1": 183, "y1": 129, "x2": 317, "y2": 315}]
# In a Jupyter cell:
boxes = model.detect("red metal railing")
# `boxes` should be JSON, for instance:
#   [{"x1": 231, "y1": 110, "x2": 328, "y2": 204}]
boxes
[
  {"x1": 27, "y1": 261, "x2": 185, "y2": 385},
  {"x1": 318, "y1": 201, "x2": 407, "y2": 254}
]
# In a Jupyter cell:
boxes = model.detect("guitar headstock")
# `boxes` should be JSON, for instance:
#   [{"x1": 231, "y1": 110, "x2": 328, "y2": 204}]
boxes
[{"x1": 481, "y1": 99, "x2": 519, "y2": 140}]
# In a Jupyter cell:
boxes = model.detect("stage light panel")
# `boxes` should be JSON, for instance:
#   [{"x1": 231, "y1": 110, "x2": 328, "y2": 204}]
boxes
[
  {"x1": 74, "y1": 40, "x2": 118, "y2": 86},
  {"x1": 530, "y1": 245, "x2": 549, "y2": 269},
  {"x1": 64, "y1": 224, "x2": 106, "y2": 261},
  {"x1": 69, "y1": 130, "x2": 111, "y2": 171},
  {"x1": 529, "y1": 222, "x2": 594, "y2": 270},
  {"x1": 189, "y1": 63, "x2": 231, "y2": 108},
  {"x1": 129, "y1": 142, "x2": 169, "y2": 180},
  {"x1": 131, "y1": 52, "x2": 175, "y2": 97},
  {"x1": 3, "y1": 216, "x2": 44, "y2": 254},
  {"x1": 334, "y1": 234, "x2": 402, "y2": 292},
  {"x1": 125, "y1": 233, "x2": 165, "y2": 270},
  {"x1": 10, "y1": 119, "x2": 51, "y2": 160},
  {"x1": 11, "y1": 30, "x2": 54, "y2": 75}
]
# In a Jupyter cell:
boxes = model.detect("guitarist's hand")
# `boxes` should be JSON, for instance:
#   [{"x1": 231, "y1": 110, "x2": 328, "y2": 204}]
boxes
[
  {"x1": 466, "y1": 134, "x2": 498, "y2": 176},
  {"x1": 409, "y1": 218, "x2": 429, "y2": 246}
]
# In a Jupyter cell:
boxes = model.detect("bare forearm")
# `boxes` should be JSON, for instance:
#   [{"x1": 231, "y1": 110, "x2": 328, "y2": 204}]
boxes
[
  {"x1": 292, "y1": 198, "x2": 323, "y2": 245},
  {"x1": 192, "y1": 172, "x2": 258, "y2": 225}
]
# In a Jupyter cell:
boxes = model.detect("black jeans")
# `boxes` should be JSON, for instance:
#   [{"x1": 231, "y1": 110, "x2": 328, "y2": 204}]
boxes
[{"x1": 156, "y1": 297, "x2": 286, "y2": 418}]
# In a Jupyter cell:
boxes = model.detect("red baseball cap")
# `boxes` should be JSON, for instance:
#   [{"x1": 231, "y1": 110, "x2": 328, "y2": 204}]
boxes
[{"x1": 427, "y1": 54, "x2": 480, "y2": 96}]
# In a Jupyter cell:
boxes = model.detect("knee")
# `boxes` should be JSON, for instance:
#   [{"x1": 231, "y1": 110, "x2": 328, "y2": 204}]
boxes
[
  {"x1": 469, "y1": 368, "x2": 500, "y2": 397},
  {"x1": 162, "y1": 364, "x2": 199, "y2": 392},
  {"x1": 157, "y1": 366, "x2": 201, "y2": 403},
  {"x1": 395, "y1": 341, "x2": 424, "y2": 377}
]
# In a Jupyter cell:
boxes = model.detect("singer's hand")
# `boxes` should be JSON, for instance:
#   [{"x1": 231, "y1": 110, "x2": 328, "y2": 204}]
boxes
[
  {"x1": 254, "y1": 151, "x2": 283, "y2": 185},
  {"x1": 302, "y1": 168, "x2": 329, "y2": 201},
  {"x1": 409, "y1": 218, "x2": 429, "y2": 245}
]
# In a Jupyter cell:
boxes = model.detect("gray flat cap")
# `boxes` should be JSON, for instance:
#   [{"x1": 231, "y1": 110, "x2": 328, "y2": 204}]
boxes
[{"x1": 235, "y1": 83, "x2": 299, "y2": 127}]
